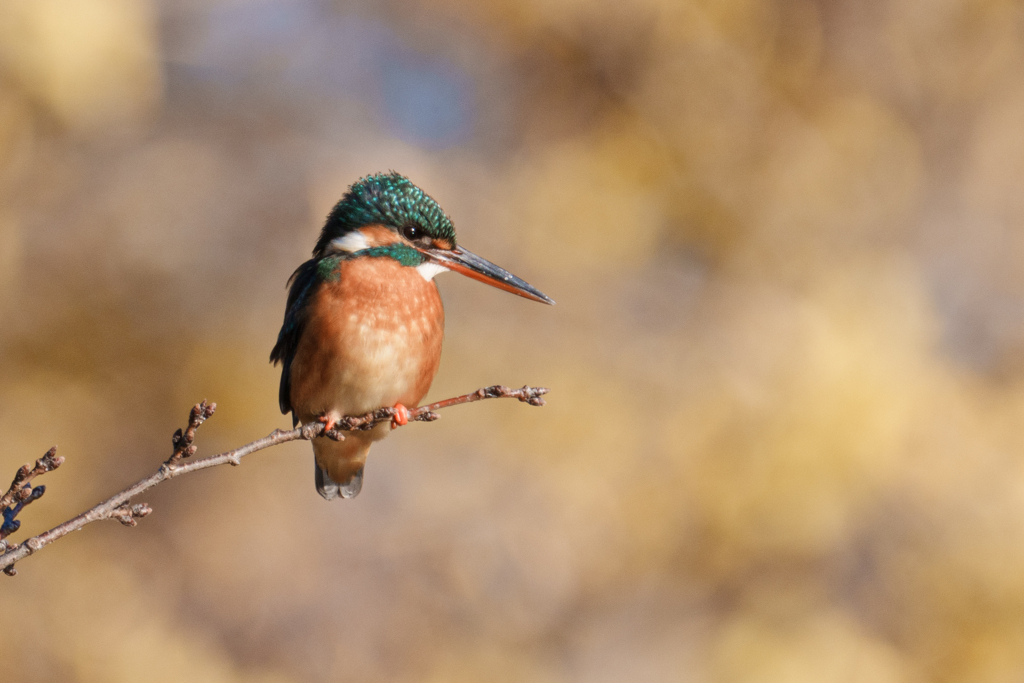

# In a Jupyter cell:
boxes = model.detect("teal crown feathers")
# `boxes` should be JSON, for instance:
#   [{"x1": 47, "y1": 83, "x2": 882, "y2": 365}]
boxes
[{"x1": 314, "y1": 172, "x2": 456, "y2": 257}]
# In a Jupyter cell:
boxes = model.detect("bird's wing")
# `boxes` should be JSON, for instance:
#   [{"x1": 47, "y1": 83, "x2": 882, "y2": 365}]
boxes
[{"x1": 270, "y1": 258, "x2": 320, "y2": 418}]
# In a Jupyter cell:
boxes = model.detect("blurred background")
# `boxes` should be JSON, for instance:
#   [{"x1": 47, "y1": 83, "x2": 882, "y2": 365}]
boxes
[{"x1": 2, "y1": 0, "x2": 1024, "y2": 681}]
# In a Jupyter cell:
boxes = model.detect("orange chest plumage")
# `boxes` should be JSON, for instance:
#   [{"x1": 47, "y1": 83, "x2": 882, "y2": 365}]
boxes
[{"x1": 288, "y1": 256, "x2": 445, "y2": 421}]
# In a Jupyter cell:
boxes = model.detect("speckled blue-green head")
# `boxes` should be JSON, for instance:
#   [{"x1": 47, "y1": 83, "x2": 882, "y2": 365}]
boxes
[
  {"x1": 311, "y1": 171, "x2": 554, "y2": 305},
  {"x1": 314, "y1": 172, "x2": 456, "y2": 257}
]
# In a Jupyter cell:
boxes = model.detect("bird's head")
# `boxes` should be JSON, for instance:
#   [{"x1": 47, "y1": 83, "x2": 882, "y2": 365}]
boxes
[{"x1": 314, "y1": 172, "x2": 554, "y2": 304}]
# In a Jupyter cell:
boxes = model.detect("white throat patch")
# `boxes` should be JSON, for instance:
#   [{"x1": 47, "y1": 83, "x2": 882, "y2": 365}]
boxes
[
  {"x1": 416, "y1": 262, "x2": 449, "y2": 281},
  {"x1": 327, "y1": 231, "x2": 370, "y2": 254}
]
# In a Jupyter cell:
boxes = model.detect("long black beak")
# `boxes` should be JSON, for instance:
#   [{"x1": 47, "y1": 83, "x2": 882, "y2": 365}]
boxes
[{"x1": 426, "y1": 245, "x2": 555, "y2": 305}]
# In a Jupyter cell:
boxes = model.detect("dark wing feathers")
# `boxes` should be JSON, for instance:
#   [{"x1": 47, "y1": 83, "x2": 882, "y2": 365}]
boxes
[{"x1": 270, "y1": 259, "x2": 320, "y2": 417}]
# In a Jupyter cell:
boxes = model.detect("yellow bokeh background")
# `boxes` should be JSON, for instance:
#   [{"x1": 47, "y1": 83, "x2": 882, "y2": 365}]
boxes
[{"x1": 3, "y1": 1, "x2": 1024, "y2": 681}]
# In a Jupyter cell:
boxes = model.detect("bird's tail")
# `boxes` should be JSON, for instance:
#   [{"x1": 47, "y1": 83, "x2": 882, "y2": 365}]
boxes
[
  {"x1": 315, "y1": 460, "x2": 363, "y2": 500},
  {"x1": 312, "y1": 434, "x2": 370, "y2": 500}
]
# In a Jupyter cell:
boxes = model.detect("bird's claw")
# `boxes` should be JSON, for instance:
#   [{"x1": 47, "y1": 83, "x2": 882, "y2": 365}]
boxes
[
  {"x1": 391, "y1": 403, "x2": 409, "y2": 429},
  {"x1": 317, "y1": 415, "x2": 344, "y2": 440}
]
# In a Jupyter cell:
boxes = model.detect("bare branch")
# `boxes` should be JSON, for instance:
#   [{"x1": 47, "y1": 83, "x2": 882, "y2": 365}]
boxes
[
  {"x1": 0, "y1": 447, "x2": 65, "y2": 564},
  {"x1": 0, "y1": 385, "x2": 547, "y2": 576},
  {"x1": 0, "y1": 446, "x2": 63, "y2": 512},
  {"x1": 168, "y1": 400, "x2": 217, "y2": 466}
]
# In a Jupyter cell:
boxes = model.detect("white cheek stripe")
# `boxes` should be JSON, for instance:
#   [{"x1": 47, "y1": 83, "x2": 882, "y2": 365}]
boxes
[
  {"x1": 327, "y1": 231, "x2": 370, "y2": 254},
  {"x1": 416, "y1": 262, "x2": 449, "y2": 281}
]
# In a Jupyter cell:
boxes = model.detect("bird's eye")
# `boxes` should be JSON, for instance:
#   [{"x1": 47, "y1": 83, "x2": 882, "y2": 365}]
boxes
[{"x1": 402, "y1": 225, "x2": 425, "y2": 242}]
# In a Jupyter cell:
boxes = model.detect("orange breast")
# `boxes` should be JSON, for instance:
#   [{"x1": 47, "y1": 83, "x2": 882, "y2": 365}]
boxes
[{"x1": 288, "y1": 256, "x2": 445, "y2": 423}]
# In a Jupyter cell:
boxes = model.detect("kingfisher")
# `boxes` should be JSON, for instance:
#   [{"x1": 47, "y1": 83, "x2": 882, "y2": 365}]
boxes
[{"x1": 271, "y1": 172, "x2": 554, "y2": 500}]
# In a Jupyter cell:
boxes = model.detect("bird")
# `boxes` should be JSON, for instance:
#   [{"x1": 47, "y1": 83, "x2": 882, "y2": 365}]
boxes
[{"x1": 271, "y1": 172, "x2": 554, "y2": 500}]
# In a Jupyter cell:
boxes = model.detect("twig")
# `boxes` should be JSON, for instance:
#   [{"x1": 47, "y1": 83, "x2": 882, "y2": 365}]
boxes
[
  {"x1": 1, "y1": 447, "x2": 64, "y2": 548},
  {"x1": 168, "y1": 401, "x2": 217, "y2": 466},
  {"x1": 0, "y1": 385, "x2": 548, "y2": 576}
]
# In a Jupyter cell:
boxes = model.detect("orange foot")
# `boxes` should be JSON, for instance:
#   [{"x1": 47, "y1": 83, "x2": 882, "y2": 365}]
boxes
[
  {"x1": 317, "y1": 414, "x2": 338, "y2": 436},
  {"x1": 391, "y1": 403, "x2": 410, "y2": 429}
]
